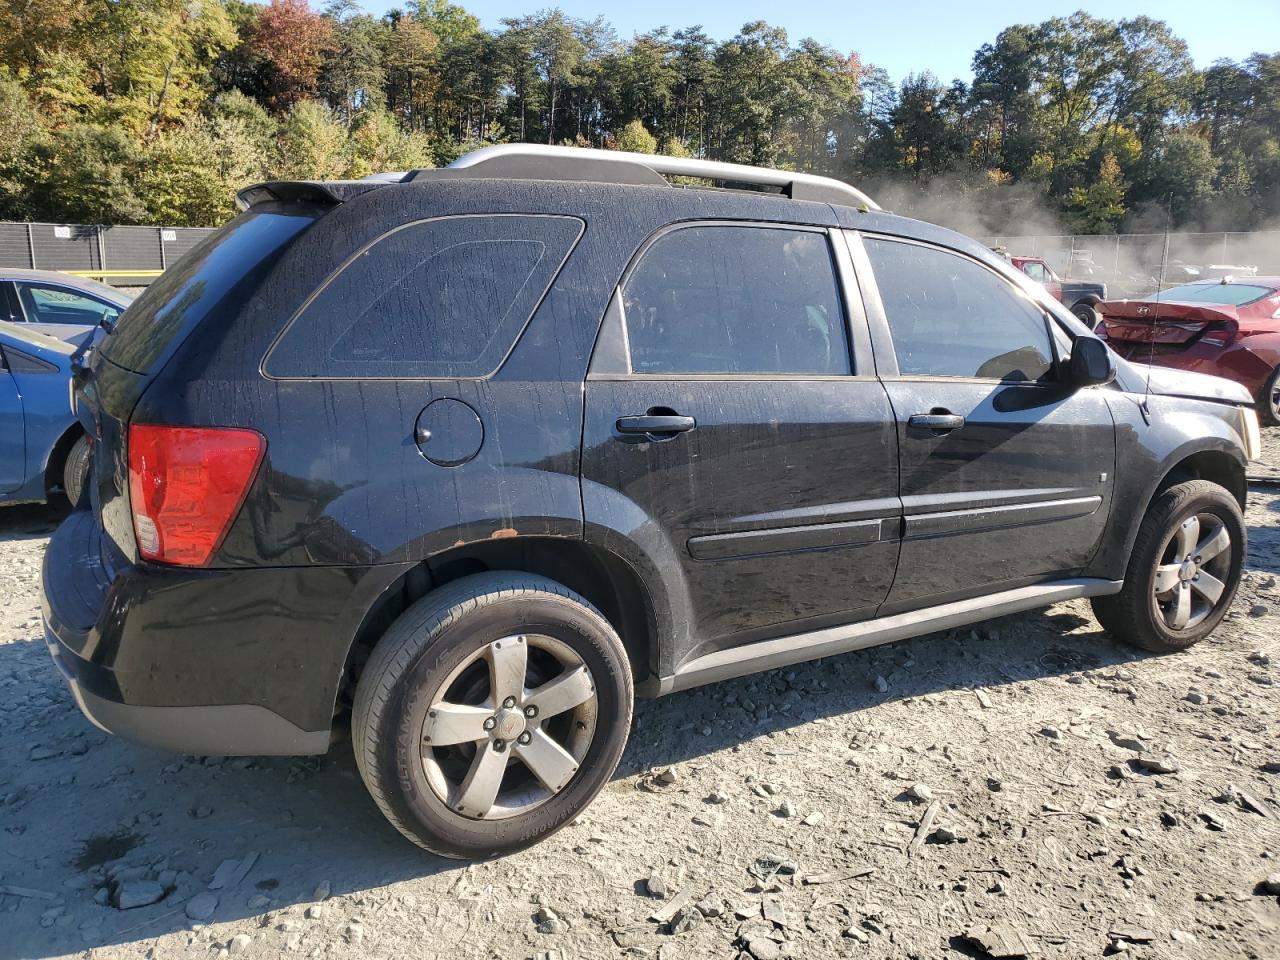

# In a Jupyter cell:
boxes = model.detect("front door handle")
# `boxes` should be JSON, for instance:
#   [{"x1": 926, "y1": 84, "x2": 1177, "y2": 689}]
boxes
[
  {"x1": 908, "y1": 412, "x2": 965, "y2": 432},
  {"x1": 615, "y1": 414, "x2": 696, "y2": 436}
]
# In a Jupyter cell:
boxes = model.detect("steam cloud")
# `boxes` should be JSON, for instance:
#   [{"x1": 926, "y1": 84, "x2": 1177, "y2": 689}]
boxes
[{"x1": 866, "y1": 177, "x2": 1280, "y2": 296}]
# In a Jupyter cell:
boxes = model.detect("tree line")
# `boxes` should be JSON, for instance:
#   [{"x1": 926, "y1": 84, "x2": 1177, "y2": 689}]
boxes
[{"x1": 0, "y1": 0, "x2": 1276, "y2": 233}]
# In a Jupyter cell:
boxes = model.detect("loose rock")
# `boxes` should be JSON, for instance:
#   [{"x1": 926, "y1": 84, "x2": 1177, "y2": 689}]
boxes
[
  {"x1": 1133, "y1": 753, "x2": 1180, "y2": 774},
  {"x1": 113, "y1": 880, "x2": 166, "y2": 910},
  {"x1": 185, "y1": 892, "x2": 219, "y2": 922}
]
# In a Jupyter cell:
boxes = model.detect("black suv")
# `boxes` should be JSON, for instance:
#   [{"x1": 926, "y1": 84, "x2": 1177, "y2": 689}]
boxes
[{"x1": 42, "y1": 146, "x2": 1260, "y2": 858}]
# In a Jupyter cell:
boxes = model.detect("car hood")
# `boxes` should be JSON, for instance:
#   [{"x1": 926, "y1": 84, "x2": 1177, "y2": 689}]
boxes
[{"x1": 1128, "y1": 362, "x2": 1252, "y2": 405}]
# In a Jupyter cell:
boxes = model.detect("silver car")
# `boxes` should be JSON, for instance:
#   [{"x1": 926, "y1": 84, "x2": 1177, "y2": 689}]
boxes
[{"x1": 0, "y1": 268, "x2": 132, "y2": 345}]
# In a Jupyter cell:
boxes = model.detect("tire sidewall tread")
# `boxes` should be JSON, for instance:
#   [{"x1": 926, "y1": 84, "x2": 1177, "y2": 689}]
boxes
[
  {"x1": 352, "y1": 572, "x2": 633, "y2": 859},
  {"x1": 1093, "y1": 479, "x2": 1245, "y2": 653}
]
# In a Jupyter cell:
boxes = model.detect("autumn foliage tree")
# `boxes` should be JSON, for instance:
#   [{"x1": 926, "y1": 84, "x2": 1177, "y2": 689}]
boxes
[
  {"x1": 0, "y1": 1, "x2": 1275, "y2": 231},
  {"x1": 251, "y1": 0, "x2": 334, "y2": 111}
]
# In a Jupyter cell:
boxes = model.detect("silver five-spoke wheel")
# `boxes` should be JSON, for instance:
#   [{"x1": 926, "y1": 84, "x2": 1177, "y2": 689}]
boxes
[
  {"x1": 1153, "y1": 512, "x2": 1233, "y2": 631},
  {"x1": 421, "y1": 634, "x2": 598, "y2": 820}
]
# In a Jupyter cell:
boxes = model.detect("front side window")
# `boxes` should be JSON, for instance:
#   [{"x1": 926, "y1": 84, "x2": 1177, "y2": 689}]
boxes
[
  {"x1": 15, "y1": 283, "x2": 118, "y2": 326},
  {"x1": 622, "y1": 225, "x2": 850, "y2": 376},
  {"x1": 1021, "y1": 262, "x2": 1050, "y2": 283},
  {"x1": 865, "y1": 238, "x2": 1055, "y2": 382},
  {"x1": 266, "y1": 214, "x2": 583, "y2": 379}
]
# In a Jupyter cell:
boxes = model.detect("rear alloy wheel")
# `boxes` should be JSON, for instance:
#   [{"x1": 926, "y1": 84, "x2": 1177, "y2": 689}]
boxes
[
  {"x1": 1093, "y1": 480, "x2": 1244, "y2": 653},
  {"x1": 421, "y1": 633, "x2": 598, "y2": 820},
  {"x1": 352, "y1": 573, "x2": 632, "y2": 858}
]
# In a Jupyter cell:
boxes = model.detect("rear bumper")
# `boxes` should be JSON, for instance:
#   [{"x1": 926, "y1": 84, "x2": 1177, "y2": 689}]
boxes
[
  {"x1": 41, "y1": 508, "x2": 414, "y2": 756},
  {"x1": 44, "y1": 626, "x2": 329, "y2": 754}
]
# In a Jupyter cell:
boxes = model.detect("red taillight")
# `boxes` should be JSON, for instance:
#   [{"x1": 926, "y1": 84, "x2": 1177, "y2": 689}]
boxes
[
  {"x1": 1199, "y1": 320, "x2": 1239, "y2": 348},
  {"x1": 127, "y1": 425, "x2": 265, "y2": 567}
]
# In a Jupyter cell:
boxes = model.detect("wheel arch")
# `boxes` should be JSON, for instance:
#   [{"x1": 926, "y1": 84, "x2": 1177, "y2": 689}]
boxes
[
  {"x1": 42, "y1": 421, "x2": 85, "y2": 499},
  {"x1": 1094, "y1": 438, "x2": 1247, "y2": 582},
  {"x1": 1155, "y1": 447, "x2": 1247, "y2": 510},
  {"x1": 334, "y1": 536, "x2": 660, "y2": 722}
]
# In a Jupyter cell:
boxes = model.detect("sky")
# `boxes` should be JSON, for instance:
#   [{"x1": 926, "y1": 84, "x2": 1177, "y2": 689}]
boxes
[{"x1": 370, "y1": 0, "x2": 1280, "y2": 83}]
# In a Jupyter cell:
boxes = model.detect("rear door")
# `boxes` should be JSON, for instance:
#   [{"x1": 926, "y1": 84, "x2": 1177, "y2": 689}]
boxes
[
  {"x1": 582, "y1": 222, "x2": 901, "y2": 659},
  {"x1": 851, "y1": 232, "x2": 1117, "y2": 609},
  {"x1": 0, "y1": 343, "x2": 24, "y2": 492}
]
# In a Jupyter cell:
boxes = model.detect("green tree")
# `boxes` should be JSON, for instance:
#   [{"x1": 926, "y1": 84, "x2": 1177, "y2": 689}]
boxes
[
  {"x1": 29, "y1": 124, "x2": 148, "y2": 223},
  {"x1": 275, "y1": 99, "x2": 351, "y2": 179},
  {"x1": 346, "y1": 107, "x2": 433, "y2": 176},
  {"x1": 143, "y1": 111, "x2": 274, "y2": 225},
  {"x1": 609, "y1": 118, "x2": 656, "y2": 153},
  {"x1": 1068, "y1": 152, "x2": 1126, "y2": 232},
  {"x1": 321, "y1": 1, "x2": 390, "y2": 123}
]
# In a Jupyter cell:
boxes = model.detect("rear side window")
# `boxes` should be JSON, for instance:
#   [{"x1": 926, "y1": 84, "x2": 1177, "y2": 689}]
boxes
[
  {"x1": 102, "y1": 211, "x2": 316, "y2": 374},
  {"x1": 865, "y1": 238, "x2": 1055, "y2": 382},
  {"x1": 265, "y1": 214, "x2": 583, "y2": 379},
  {"x1": 622, "y1": 225, "x2": 849, "y2": 375}
]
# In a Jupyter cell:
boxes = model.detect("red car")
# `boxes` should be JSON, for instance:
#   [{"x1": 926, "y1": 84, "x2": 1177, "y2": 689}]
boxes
[{"x1": 1100, "y1": 277, "x2": 1280, "y2": 423}]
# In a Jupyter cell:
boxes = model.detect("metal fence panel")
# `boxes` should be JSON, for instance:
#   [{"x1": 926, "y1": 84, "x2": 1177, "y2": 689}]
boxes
[
  {"x1": 162, "y1": 227, "x2": 212, "y2": 265},
  {"x1": 0, "y1": 221, "x2": 217, "y2": 285},
  {"x1": 28, "y1": 223, "x2": 101, "y2": 271},
  {"x1": 103, "y1": 225, "x2": 164, "y2": 271},
  {"x1": 0, "y1": 223, "x2": 32, "y2": 268}
]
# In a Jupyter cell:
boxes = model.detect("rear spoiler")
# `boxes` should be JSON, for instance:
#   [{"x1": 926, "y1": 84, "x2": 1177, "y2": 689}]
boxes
[{"x1": 235, "y1": 178, "x2": 406, "y2": 212}]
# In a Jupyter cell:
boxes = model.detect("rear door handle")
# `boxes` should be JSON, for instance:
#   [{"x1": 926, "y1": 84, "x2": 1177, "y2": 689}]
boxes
[
  {"x1": 908, "y1": 412, "x2": 965, "y2": 432},
  {"x1": 615, "y1": 414, "x2": 696, "y2": 436}
]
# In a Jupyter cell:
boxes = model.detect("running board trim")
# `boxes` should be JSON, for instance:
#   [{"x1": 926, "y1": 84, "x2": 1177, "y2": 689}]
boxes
[{"x1": 652, "y1": 578, "x2": 1123, "y2": 696}]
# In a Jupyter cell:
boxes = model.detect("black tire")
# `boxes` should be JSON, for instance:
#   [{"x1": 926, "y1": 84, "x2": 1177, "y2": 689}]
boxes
[
  {"x1": 61, "y1": 434, "x2": 91, "y2": 508},
  {"x1": 1258, "y1": 366, "x2": 1280, "y2": 427},
  {"x1": 1092, "y1": 479, "x2": 1245, "y2": 653},
  {"x1": 352, "y1": 572, "x2": 633, "y2": 858},
  {"x1": 1073, "y1": 302, "x2": 1103, "y2": 330}
]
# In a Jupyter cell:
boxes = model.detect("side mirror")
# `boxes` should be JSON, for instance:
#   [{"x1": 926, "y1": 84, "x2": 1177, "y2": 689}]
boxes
[{"x1": 1068, "y1": 336, "x2": 1115, "y2": 387}]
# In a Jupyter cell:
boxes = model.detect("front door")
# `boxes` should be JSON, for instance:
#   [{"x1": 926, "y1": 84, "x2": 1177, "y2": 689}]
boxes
[
  {"x1": 582, "y1": 222, "x2": 901, "y2": 661},
  {"x1": 852, "y1": 233, "x2": 1117, "y2": 610}
]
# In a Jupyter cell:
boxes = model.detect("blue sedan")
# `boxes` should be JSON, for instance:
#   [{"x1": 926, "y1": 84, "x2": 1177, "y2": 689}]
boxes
[{"x1": 0, "y1": 321, "x2": 90, "y2": 506}]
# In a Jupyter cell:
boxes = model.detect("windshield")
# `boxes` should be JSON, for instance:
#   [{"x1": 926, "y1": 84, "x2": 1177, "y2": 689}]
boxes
[{"x1": 1155, "y1": 283, "x2": 1275, "y2": 307}]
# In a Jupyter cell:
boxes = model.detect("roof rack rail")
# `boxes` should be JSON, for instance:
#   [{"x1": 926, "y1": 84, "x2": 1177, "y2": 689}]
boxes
[{"x1": 430, "y1": 144, "x2": 880, "y2": 210}]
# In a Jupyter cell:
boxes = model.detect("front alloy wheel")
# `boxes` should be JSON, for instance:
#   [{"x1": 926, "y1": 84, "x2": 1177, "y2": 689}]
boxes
[
  {"x1": 1093, "y1": 479, "x2": 1244, "y2": 653},
  {"x1": 1152, "y1": 513, "x2": 1233, "y2": 632}
]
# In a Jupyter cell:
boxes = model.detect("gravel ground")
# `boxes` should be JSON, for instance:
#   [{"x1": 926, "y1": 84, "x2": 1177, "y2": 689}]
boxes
[{"x1": 3, "y1": 449, "x2": 1280, "y2": 960}]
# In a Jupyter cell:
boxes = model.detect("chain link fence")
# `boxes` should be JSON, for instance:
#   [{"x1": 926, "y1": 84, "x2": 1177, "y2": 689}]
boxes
[
  {"x1": 0, "y1": 221, "x2": 216, "y2": 286},
  {"x1": 3, "y1": 220, "x2": 1278, "y2": 297},
  {"x1": 982, "y1": 231, "x2": 1280, "y2": 297}
]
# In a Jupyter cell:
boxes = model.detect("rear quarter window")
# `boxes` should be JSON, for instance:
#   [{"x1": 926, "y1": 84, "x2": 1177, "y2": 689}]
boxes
[{"x1": 264, "y1": 214, "x2": 584, "y2": 379}]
